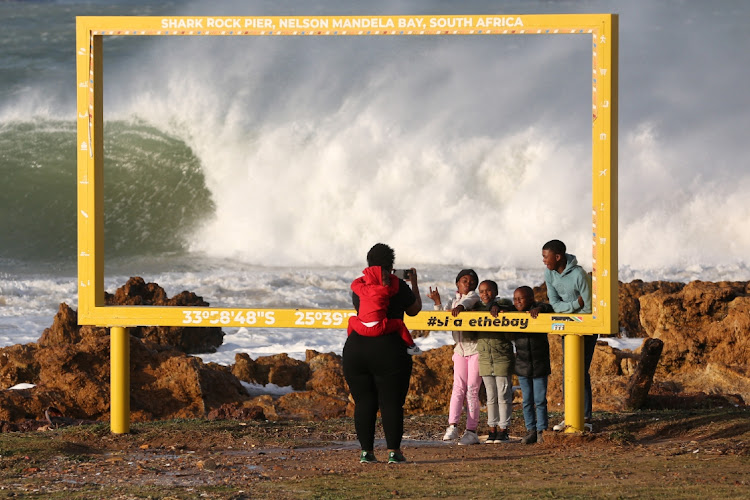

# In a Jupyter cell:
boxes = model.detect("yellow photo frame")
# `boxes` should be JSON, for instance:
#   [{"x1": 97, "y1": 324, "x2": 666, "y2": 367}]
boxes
[{"x1": 77, "y1": 14, "x2": 618, "y2": 335}]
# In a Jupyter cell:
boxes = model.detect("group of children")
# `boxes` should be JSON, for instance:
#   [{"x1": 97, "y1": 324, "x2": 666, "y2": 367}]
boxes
[
  {"x1": 347, "y1": 239, "x2": 593, "y2": 448},
  {"x1": 425, "y1": 239, "x2": 593, "y2": 445},
  {"x1": 428, "y1": 270, "x2": 554, "y2": 445}
]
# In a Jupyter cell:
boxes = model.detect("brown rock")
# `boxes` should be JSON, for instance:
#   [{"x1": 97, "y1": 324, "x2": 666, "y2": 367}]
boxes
[
  {"x1": 639, "y1": 280, "x2": 750, "y2": 402},
  {"x1": 305, "y1": 351, "x2": 348, "y2": 399},
  {"x1": 197, "y1": 458, "x2": 218, "y2": 471},
  {"x1": 254, "y1": 353, "x2": 311, "y2": 390},
  {"x1": 617, "y1": 280, "x2": 685, "y2": 337},
  {"x1": 35, "y1": 335, "x2": 112, "y2": 418},
  {"x1": 275, "y1": 391, "x2": 349, "y2": 420},
  {"x1": 405, "y1": 345, "x2": 454, "y2": 414},
  {"x1": 206, "y1": 402, "x2": 266, "y2": 421},
  {"x1": 247, "y1": 395, "x2": 279, "y2": 421},
  {"x1": 0, "y1": 387, "x2": 63, "y2": 422},
  {"x1": 129, "y1": 340, "x2": 247, "y2": 421},
  {"x1": 1, "y1": 327, "x2": 249, "y2": 423},
  {"x1": 104, "y1": 276, "x2": 168, "y2": 305},
  {"x1": 37, "y1": 303, "x2": 109, "y2": 348},
  {"x1": 0, "y1": 343, "x2": 40, "y2": 389},
  {"x1": 546, "y1": 334, "x2": 637, "y2": 413},
  {"x1": 104, "y1": 277, "x2": 224, "y2": 354},
  {"x1": 231, "y1": 353, "x2": 263, "y2": 384},
  {"x1": 38, "y1": 303, "x2": 81, "y2": 346}
]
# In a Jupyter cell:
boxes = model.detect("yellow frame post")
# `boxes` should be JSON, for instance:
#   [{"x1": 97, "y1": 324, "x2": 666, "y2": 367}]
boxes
[
  {"x1": 110, "y1": 327, "x2": 130, "y2": 433},
  {"x1": 76, "y1": 14, "x2": 618, "y2": 433},
  {"x1": 563, "y1": 334, "x2": 585, "y2": 433}
]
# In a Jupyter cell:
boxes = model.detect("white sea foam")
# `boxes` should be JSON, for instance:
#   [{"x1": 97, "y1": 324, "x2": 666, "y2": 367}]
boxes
[{"x1": 93, "y1": 1, "x2": 750, "y2": 274}]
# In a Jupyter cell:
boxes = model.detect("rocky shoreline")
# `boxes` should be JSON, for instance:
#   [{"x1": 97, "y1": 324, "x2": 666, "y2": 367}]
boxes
[{"x1": 0, "y1": 277, "x2": 747, "y2": 430}]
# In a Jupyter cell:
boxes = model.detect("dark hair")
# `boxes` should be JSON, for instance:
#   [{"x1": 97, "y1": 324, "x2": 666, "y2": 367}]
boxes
[
  {"x1": 366, "y1": 243, "x2": 395, "y2": 270},
  {"x1": 542, "y1": 239, "x2": 566, "y2": 255},
  {"x1": 515, "y1": 285, "x2": 534, "y2": 299},
  {"x1": 480, "y1": 280, "x2": 498, "y2": 294},
  {"x1": 455, "y1": 269, "x2": 479, "y2": 285}
]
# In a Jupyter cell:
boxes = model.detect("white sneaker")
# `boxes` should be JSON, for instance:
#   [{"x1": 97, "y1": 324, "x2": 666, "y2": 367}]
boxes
[
  {"x1": 552, "y1": 420, "x2": 593, "y2": 432},
  {"x1": 407, "y1": 345, "x2": 422, "y2": 355},
  {"x1": 457, "y1": 430, "x2": 480, "y2": 446},
  {"x1": 443, "y1": 424, "x2": 460, "y2": 441},
  {"x1": 552, "y1": 420, "x2": 566, "y2": 432}
]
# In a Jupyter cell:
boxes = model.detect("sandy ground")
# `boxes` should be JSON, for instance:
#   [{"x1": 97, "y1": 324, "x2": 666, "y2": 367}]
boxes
[{"x1": 1, "y1": 409, "x2": 748, "y2": 499}]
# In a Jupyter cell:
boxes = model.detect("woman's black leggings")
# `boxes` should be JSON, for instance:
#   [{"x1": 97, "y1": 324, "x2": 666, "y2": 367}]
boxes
[{"x1": 343, "y1": 332, "x2": 413, "y2": 451}]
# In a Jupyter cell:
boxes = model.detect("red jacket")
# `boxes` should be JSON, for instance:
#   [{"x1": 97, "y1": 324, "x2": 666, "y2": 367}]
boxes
[{"x1": 347, "y1": 266, "x2": 413, "y2": 347}]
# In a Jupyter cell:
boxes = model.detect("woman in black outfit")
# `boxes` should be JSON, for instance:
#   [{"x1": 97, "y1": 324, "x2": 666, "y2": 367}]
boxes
[{"x1": 343, "y1": 243, "x2": 422, "y2": 464}]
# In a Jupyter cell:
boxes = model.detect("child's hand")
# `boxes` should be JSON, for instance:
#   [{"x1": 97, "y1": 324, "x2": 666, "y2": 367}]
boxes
[
  {"x1": 489, "y1": 304, "x2": 501, "y2": 318},
  {"x1": 529, "y1": 306, "x2": 542, "y2": 319},
  {"x1": 427, "y1": 287, "x2": 441, "y2": 306},
  {"x1": 451, "y1": 304, "x2": 465, "y2": 317},
  {"x1": 577, "y1": 295, "x2": 584, "y2": 308}
]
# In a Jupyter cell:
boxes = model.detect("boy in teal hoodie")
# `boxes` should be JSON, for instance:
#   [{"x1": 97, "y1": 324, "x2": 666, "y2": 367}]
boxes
[{"x1": 542, "y1": 239, "x2": 597, "y2": 432}]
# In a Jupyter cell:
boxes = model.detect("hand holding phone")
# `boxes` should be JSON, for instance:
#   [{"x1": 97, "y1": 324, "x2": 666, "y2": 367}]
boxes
[{"x1": 393, "y1": 269, "x2": 411, "y2": 280}]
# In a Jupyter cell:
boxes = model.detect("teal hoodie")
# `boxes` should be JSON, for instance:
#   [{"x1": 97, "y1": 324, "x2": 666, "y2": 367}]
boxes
[{"x1": 544, "y1": 253, "x2": 592, "y2": 314}]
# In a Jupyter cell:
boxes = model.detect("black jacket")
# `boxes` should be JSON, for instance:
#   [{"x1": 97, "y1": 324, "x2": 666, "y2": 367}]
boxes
[{"x1": 514, "y1": 302, "x2": 553, "y2": 378}]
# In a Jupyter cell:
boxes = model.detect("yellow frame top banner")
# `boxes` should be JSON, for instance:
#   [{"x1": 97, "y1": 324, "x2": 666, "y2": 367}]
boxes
[
  {"x1": 76, "y1": 14, "x2": 618, "y2": 334},
  {"x1": 79, "y1": 14, "x2": 610, "y2": 35}
]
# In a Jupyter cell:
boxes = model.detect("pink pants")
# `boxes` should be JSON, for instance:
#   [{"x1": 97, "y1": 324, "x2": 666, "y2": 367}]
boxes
[{"x1": 448, "y1": 352, "x2": 482, "y2": 430}]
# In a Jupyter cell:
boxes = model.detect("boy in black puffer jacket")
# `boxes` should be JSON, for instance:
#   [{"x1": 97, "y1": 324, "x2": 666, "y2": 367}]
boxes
[{"x1": 513, "y1": 286, "x2": 553, "y2": 444}]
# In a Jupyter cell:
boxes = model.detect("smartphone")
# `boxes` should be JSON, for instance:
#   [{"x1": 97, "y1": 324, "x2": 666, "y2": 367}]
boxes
[{"x1": 393, "y1": 269, "x2": 411, "y2": 280}]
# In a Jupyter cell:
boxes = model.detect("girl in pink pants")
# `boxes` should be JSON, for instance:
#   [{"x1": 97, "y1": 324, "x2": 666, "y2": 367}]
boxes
[{"x1": 427, "y1": 269, "x2": 482, "y2": 446}]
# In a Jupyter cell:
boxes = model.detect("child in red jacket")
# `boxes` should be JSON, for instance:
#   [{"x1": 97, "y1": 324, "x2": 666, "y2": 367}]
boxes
[{"x1": 348, "y1": 266, "x2": 422, "y2": 355}]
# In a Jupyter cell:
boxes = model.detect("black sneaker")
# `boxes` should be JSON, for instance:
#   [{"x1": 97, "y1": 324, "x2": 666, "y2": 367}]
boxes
[
  {"x1": 360, "y1": 451, "x2": 377, "y2": 464},
  {"x1": 521, "y1": 430, "x2": 537, "y2": 445},
  {"x1": 496, "y1": 429, "x2": 510, "y2": 442},
  {"x1": 388, "y1": 450, "x2": 407, "y2": 464},
  {"x1": 485, "y1": 430, "x2": 498, "y2": 444}
]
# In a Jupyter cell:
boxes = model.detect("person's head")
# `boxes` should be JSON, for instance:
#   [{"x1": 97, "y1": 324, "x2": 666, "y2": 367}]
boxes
[
  {"x1": 478, "y1": 280, "x2": 498, "y2": 305},
  {"x1": 366, "y1": 243, "x2": 395, "y2": 272},
  {"x1": 542, "y1": 239, "x2": 567, "y2": 272},
  {"x1": 513, "y1": 286, "x2": 535, "y2": 312},
  {"x1": 455, "y1": 269, "x2": 479, "y2": 295}
]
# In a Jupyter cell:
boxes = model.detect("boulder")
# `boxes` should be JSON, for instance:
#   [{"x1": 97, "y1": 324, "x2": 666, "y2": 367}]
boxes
[
  {"x1": 617, "y1": 280, "x2": 685, "y2": 337},
  {"x1": 305, "y1": 350, "x2": 349, "y2": 399},
  {"x1": 232, "y1": 352, "x2": 310, "y2": 390},
  {"x1": 0, "y1": 326, "x2": 249, "y2": 424},
  {"x1": 275, "y1": 391, "x2": 350, "y2": 420},
  {"x1": 104, "y1": 277, "x2": 224, "y2": 354},
  {"x1": 231, "y1": 353, "x2": 262, "y2": 384},
  {"x1": 206, "y1": 402, "x2": 266, "y2": 421},
  {"x1": 639, "y1": 280, "x2": 750, "y2": 402},
  {"x1": 0, "y1": 343, "x2": 40, "y2": 389},
  {"x1": 405, "y1": 345, "x2": 454, "y2": 414}
]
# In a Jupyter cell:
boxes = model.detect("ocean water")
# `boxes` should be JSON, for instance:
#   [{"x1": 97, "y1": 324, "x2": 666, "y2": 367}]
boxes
[{"x1": 1, "y1": 0, "x2": 749, "y2": 363}]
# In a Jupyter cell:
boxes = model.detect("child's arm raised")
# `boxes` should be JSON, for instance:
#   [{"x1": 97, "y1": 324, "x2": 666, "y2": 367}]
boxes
[{"x1": 427, "y1": 287, "x2": 442, "y2": 309}]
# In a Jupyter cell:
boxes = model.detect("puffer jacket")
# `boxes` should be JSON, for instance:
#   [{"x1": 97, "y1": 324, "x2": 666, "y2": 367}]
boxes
[
  {"x1": 474, "y1": 299, "x2": 515, "y2": 377},
  {"x1": 514, "y1": 302, "x2": 554, "y2": 378}
]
